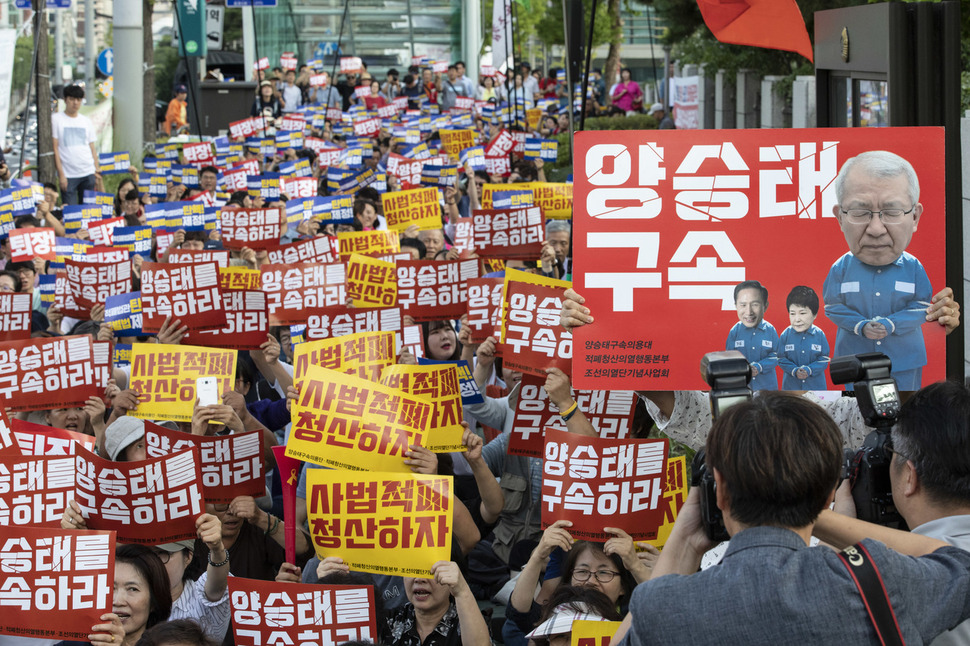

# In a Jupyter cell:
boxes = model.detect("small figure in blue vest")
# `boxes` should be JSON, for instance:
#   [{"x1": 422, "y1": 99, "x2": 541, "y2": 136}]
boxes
[
  {"x1": 725, "y1": 280, "x2": 779, "y2": 390},
  {"x1": 779, "y1": 286, "x2": 830, "y2": 390}
]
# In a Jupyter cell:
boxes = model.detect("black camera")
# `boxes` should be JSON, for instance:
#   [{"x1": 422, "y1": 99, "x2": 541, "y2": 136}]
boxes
[
  {"x1": 692, "y1": 351, "x2": 753, "y2": 542},
  {"x1": 830, "y1": 353, "x2": 904, "y2": 528}
]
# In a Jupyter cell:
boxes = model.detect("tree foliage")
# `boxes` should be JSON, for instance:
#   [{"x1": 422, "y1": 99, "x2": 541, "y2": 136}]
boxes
[
  {"x1": 535, "y1": 0, "x2": 618, "y2": 50},
  {"x1": 481, "y1": 0, "x2": 549, "y2": 62}
]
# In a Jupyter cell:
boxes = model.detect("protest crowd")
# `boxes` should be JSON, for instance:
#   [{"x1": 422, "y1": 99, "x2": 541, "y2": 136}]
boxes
[{"x1": 0, "y1": 50, "x2": 968, "y2": 646}]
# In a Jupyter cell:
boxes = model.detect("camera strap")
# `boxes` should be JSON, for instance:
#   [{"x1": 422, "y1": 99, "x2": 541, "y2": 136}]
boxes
[{"x1": 837, "y1": 542, "x2": 906, "y2": 646}]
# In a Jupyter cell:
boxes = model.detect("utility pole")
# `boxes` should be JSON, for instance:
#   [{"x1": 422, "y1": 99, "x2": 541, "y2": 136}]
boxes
[
  {"x1": 84, "y1": 0, "x2": 95, "y2": 92},
  {"x1": 114, "y1": 0, "x2": 144, "y2": 157},
  {"x1": 143, "y1": 0, "x2": 156, "y2": 147},
  {"x1": 35, "y1": 0, "x2": 55, "y2": 184},
  {"x1": 54, "y1": 7, "x2": 63, "y2": 88}
]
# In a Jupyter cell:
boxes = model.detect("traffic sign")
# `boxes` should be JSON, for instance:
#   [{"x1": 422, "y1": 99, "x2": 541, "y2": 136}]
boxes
[
  {"x1": 15, "y1": 0, "x2": 71, "y2": 7},
  {"x1": 314, "y1": 41, "x2": 342, "y2": 59},
  {"x1": 96, "y1": 48, "x2": 113, "y2": 76}
]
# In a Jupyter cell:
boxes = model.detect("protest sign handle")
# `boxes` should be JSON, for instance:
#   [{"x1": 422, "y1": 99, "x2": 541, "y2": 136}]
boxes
[{"x1": 272, "y1": 445, "x2": 300, "y2": 565}]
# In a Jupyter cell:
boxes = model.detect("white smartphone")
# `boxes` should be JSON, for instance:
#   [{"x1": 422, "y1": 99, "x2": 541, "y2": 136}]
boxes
[{"x1": 196, "y1": 377, "x2": 219, "y2": 407}]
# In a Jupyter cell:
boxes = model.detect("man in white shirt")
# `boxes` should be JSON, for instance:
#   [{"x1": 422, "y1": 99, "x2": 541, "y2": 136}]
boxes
[
  {"x1": 52, "y1": 85, "x2": 99, "y2": 205},
  {"x1": 280, "y1": 69, "x2": 302, "y2": 113}
]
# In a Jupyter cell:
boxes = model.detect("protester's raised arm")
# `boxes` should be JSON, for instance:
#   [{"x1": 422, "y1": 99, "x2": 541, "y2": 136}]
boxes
[
  {"x1": 814, "y1": 509, "x2": 949, "y2": 556},
  {"x1": 544, "y1": 367, "x2": 594, "y2": 436}
]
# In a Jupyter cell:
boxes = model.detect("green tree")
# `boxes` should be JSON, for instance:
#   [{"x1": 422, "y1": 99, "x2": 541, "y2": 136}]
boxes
[
  {"x1": 535, "y1": 0, "x2": 616, "y2": 51},
  {"x1": 482, "y1": 0, "x2": 549, "y2": 63},
  {"x1": 154, "y1": 35, "x2": 181, "y2": 104}
]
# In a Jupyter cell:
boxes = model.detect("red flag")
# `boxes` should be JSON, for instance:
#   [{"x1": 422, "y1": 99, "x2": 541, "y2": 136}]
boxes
[{"x1": 696, "y1": 0, "x2": 813, "y2": 62}]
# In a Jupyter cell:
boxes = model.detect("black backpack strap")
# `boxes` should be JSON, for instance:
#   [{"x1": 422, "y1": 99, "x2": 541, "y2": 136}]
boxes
[{"x1": 837, "y1": 543, "x2": 906, "y2": 646}]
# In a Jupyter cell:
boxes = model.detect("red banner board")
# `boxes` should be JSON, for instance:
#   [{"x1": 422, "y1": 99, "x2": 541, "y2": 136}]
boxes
[
  {"x1": 0, "y1": 336, "x2": 100, "y2": 411},
  {"x1": 396, "y1": 258, "x2": 479, "y2": 321},
  {"x1": 144, "y1": 422, "x2": 264, "y2": 503},
  {"x1": 542, "y1": 428, "x2": 668, "y2": 541},
  {"x1": 0, "y1": 454, "x2": 74, "y2": 527},
  {"x1": 0, "y1": 526, "x2": 115, "y2": 641},
  {"x1": 9, "y1": 227, "x2": 55, "y2": 262},
  {"x1": 220, "y1": 207, "x2": 284, "y2": 250},
  {"x1": 465, "y1": 277, "x2": 504, "y2": 343},
  {"x1": 140, "y1": 261, "x2": 226, "y2": 333},
  {"x1": 572, "y1": 127, "x2": 947, "y2": 390},
  {"x1": 510, "y1": 374, "x2": 637, "y2": 457},
  {"x1": 303, "y1": 305, "x2": 403, "y2": 342},
  {"x1": 261, "y1": 263, "x2": 347, "y2": 325},
  {"x1": 471, "y1": 208, "x2": 545, "y2": 259},
  {"x1": 167, "y1": 248, "x2": 231, "y2": 268},
  {"x1": 11, "y1": 419, "x2": 96, "y2": 456},
  {"x1": 73, "y1": 445, "x2": 204, "y2": 544},
  {"x1": 63, "y1": 257, "x2": 132, "y2": 318},
  {"x1": 183, "y1": 290, "x2": 269, "y2": 350},
  {"x1": 229, "y1": 579, "x2": 378, "y2": 646},
  {"x1": 0, "y1": 293, "x2": 31, "y2": 341},
  {"x1": 266, "y1": 236, "x2": 340, "y2": 266},
  {"x1": 503, "y1": 280, "x2": 572, "y2": 377}
]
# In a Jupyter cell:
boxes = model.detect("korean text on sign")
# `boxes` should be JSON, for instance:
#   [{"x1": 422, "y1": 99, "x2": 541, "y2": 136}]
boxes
[
  {"x1": 144, "y1": 422, "x2": 264, "y2": 503},
  {"x1": 0, "y1": 455, "x2": 74, "y2": 527},
  {"x1": 541, "y1": 428, "x2": 668, "y2": 541},
  {"x1": 510, "y1": 373, "x2": 637, "y2": 458},
  {"x1": 73, "y1": 445, "x2": 204, "y2": 544},
  {"x1": 128, "y1": 344, "x2": 237, "y2": 422},
  {"x1": 261, "y1": 262, "x2": 347, "y2": 325},
  {"x1": 287, "y1": 365, "x2": 432, "y2": 472},
  {"x1": 306, "y1": 469, "x2": 452, "y2": 578},
  {"x1": 229, "y1": 579, "x2": 377, "y2": 646},
  {"x1": 397, "y1": 258, "x2": 479, "y2": 322},
  {"x1": 502, "y1": 272, "x2": 572, "y2": 377},
  {"x1": 380, "y1": 364, "x2": 465, "y2": 452},
  {"x1": 0, "y1": 527, "x2": 114, "y2": 641},
  {"x1": 140, "y1": 261, "x2": 226, "y2": 333},
  {"x1": 293, "y1": 331, "x2": 396, "y2": 382},
  {"x1": 0, "y1": 336, "x2": 100, "y2": 412}
]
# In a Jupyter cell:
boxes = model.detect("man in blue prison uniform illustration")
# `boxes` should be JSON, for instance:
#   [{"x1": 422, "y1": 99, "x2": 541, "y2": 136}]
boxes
[
  {"x1": 823, "y1": 151, "x2": 931, "y2": 391},
  {"x1": 725, "y1": 280, "x2": 779, "y2": 390},
  {"x1": 779, "y1": 285, "x2": 830, "y2": 389}
]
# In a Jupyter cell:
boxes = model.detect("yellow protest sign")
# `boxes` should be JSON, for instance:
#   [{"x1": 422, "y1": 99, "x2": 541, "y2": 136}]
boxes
[
  {"x1": 219, "y1": 266, "x2": 262, "y2": 291},
  {"x1": 526, "y1": 108, "x2": 543, "y2": 130},
  {"x1": 287, "y1": 365, "x2": 432, "y2": 472},
  {"x1": 571, "y1": 620, "x2": 623, "y2": 646},
  {"x1": 293, "y1": 331, "x2": 396, "y2": 382},
  {"x1": 128, "y1": 344, "x2": 237, "y2": 422},
  {"x1": 439, "y1": 129, "x2": 476, "y2": 158},
  {"x1": 645, "y1": 455, "x2": 688, "y2": 549},
  {"x1": 530, "y1": 182, "x2": 573, "y2": 220},
  {"x1": 381, "y1": 187, "x2": 441, "y2": 232},
  {"x1": 338, "y1": 230, "x2": 402, "y2": 259},
  {"x1": 306, "y1": 469, "x2": 453, "y2": 578},
  {"x1": 346, "y1": 254, "x2": 398, "y2": 308},
  {"x1": 380, "y1": 364, "x2": 465, "y2": 452}
]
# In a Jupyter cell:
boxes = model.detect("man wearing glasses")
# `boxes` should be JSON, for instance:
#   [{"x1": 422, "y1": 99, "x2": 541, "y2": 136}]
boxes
[{"x1": 822, "y1": 151, "x2": 931, "y2": 390}]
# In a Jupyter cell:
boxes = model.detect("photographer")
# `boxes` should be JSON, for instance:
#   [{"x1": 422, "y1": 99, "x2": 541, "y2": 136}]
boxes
[
  {"x1": 816, "y1": 380, "x2": 970, "y2": 644},
  {"x1": 612, "y1": 393, "x2": 970, "y2": 645}
]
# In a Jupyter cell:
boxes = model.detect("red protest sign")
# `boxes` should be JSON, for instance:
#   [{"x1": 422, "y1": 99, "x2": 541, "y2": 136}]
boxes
[
  {"x1": 386, "y1": 154, "x2": 426, "y2": 190},
  {"x1": 503, "y1": 278, "x2": 572, "y2": 377},
  {"x1": 303, "y1": 306, "x2": 402, "y2": 339},
  {"x1": 85, "y1": 216, "x2": 125, "y2": 246},
  {"x1": 229, "y1": 579, "x2": 378, "y2": 646},
  {"x1": 167, "y1": 248, "x2": 231, "y2": 268},
  {"x1": 183, "y1": 141, "x2": 215, "y2": 166},
  {"x1": 510, "y1": 374, "x2": 637, "y2": 457},
  {"x1": 0, "y1": 454, "x2": 74, "y2": 526},
  {"x1": 354, "y1": 117, "x2": 382, "y2": 138},
  {"x1": 261, "y1": 262, "x2": 347, "y2": 325},
  {"x1": 485, "y1": 128, "x2": 516, "y2": 157},
  {"x1": 182, "y1": 289, "x2": 269, "y2": 350},
  {"x1": 572, "y1": 127, "x2": 947, "y2": 390},
  {"x1": 219, "y1": 207, "x2": 284, "y2": 251},
  {"x1": 280, "y1": 52, "x2": 297, "y2": 70},
  {"x1": 9, "y1": 227, "x2": 55, "y2": 261},
  {"x1": 0, "y1": 336, "x2": 100, "y2": 412},
  {"x1": 230, "y1": 117, "x2": 260, "y2": 140},
  {"x1": 542, "y1": 428, "x2": 668, "y2": 541},
  {"x1": 74, "y1": 445, "x2": 205, "y2": 544},
  {"x1": 0, "y1": 526, "x2": 115, "y2": 641},
  {"x1": 0, "y1": 408, "x2": 15, "y2": 455},
  {"x1": 309, "y1": 73, "x2": 329, "y2": 87},
  {"x1": 340, "y1": 57, "x2": 363, "y2": 74},
  {"x1": 396, "y1": 258, "x2": 479, "y2": 321},
  {"x1": 140, "y1": 261, "x2": 227, "y2": 332},
  {"x1": 12, "y1": 418, "x2": 97, "y2": 456},
  {"x1": 484, "y1": 154, "x2": 511, "y2": 177},
  {"x1": 280, "y1": 176, "x2": 317, "y2": 199},
  {"x1": 266, "y1": 236, "x2": 340, "y2": 266},
  {"x1": 465, "y1": 277, "x2": 503, "y2": 343},
  {"x1": 144, "y1": 422, "x2": 264, "y2": 503},
  {"x1": 64, "y1": 256, "x2": 132, "y2": 318},
  {"x1": 0, "y1": 292, "x2": 31, "y2": 341},
  {"x1": 472, "y1": 207, "x2": 545, "y2": 259}
]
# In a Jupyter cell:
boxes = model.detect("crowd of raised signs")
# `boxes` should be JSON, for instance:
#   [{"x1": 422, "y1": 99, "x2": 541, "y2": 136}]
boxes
[{"x1": 0, "y1": 52, "x2": 675, "y2": 646}]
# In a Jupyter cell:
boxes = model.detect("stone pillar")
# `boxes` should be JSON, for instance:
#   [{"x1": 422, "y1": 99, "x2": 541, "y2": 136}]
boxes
[
  {"x1": 715, "y1": 69, "x2": 735, "y2": 129},
  {"x1": 736, "y1": 69, "x2": 760, "y2": 129},
  {"x1": 761, "y1": 75, "x2": 788, "y2": 128},
  {"x1": 697, "y1": 63, "x2": 715, "y2": 129},
  {"x1": 792, "y1": 75, "x2": 817, "y2": 128}
]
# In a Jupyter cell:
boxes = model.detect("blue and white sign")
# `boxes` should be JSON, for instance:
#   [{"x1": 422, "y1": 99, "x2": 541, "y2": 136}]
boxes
[
  {"x1": 16, "y1": 0, "x2": 71, "y2": 8},
  {"x1": 226, "y1": 0, "x2": 277, "y2": 6},
  {"x1": 96, "y1": 48, "x2": 114, "y2": 76}
]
